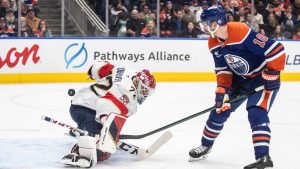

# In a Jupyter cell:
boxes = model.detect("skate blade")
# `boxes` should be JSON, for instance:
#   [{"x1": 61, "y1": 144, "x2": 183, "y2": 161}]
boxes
[
  {"x1": 188, "y1": 155, "x2": 208, "y2": 162},
  {"x1": 61, "y1": 159, "x2": 74, "y2": 166}
]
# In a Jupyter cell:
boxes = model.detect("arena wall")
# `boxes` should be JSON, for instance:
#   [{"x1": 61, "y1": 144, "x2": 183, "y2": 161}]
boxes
[{"x1": 0, "y1": 38, "x2": 299, "y2": 83}]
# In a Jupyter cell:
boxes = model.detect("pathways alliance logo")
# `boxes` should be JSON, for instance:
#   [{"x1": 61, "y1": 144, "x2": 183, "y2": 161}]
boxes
[{"x1": 64, "y1": 43, "x2": 88, "y2": 69}]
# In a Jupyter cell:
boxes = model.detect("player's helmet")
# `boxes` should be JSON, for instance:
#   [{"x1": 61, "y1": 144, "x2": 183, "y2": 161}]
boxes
[
  {"x1": 200, "y1": 5, "x2": 227, "y2": 26},
  {"x1": 136, "y1": 69, "x2": 156, "y2": 105},
  {"x1": 199, "y1": 5, "x2": 227, "y2": 37}
]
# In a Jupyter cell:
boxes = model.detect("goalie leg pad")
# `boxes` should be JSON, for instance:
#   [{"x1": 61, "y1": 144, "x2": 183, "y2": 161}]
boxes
[
  {"x1": 75, "y1": 135, "x2": 98, "y2": 168},
  {"x1": 98, "y1": 113, "x2": 127, "y2": 153}
]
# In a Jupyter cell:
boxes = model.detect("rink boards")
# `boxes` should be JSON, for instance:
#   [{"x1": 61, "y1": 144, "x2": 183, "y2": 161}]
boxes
[{"x1": 0, "y1": 38, "x2": 299, "y2": 83}]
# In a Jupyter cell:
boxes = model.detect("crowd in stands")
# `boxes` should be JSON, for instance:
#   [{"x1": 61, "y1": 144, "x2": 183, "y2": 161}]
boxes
[
  {"x1": 87, "y1": 0, "x2": 300, "y2": 39},
  {"x1": 0, "y1": 0, "x2": 52, "y2": 37},
  {"x1": 1, "y1": 0, "x2": 300, "y2": 39}
]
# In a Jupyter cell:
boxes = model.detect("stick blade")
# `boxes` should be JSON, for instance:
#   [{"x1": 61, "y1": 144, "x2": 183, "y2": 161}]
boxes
[{"x1": 139, "y1": 131, "x2": 173, "y2": 159}]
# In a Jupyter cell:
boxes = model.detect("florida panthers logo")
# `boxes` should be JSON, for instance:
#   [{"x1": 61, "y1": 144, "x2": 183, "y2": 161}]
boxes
[
  {"x1": 224, "y1": 54, "x2": 249, "y2": 75},
  {"x1": 120, "y1": 95, "x2": 130, "y2": 105}
]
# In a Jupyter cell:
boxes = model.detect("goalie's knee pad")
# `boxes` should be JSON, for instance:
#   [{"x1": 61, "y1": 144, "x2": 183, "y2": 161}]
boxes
[
  {"x1": 98, "y1": 113, "x2": 127, "y2": 153},
  {"x1": 77, "y1": 135, "x2": 97, "y2": 167}
]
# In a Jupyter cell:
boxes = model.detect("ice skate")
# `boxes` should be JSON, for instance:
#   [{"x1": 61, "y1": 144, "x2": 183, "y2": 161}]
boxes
[
  {"x1": 244, "y1": 155, "x2": 273, "y2": 169},
  {"x1": 72, "y1": 155, "x2": 94, "y2": 168},
  {"x1": 61, "y1": 144, "x2": 79, "y2": 166},
  {"x1": 188, "y1": 145, "x2": 212, "y2": 162}
]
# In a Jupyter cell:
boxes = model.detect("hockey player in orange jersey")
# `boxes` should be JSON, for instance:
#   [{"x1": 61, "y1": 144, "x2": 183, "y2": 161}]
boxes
[{"x1": 188, "y1": 5, "x2": 286, "y2": 169}]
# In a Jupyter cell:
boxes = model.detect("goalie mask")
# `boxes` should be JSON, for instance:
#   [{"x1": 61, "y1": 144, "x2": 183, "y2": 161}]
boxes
[
  {"x1": 136, "y1": 69, "x2": 156, "y2": 105},
  {"x1": 199, "y1": 5, "x2": 227, "y2": 37}
]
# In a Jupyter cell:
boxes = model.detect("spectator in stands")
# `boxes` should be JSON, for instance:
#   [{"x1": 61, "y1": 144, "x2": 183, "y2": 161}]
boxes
[
  {"x1": 236, "y1": 7, "x2": 246, "y2": 22},
  {"x1": 160, "y1": 1, "x2": 177, "y2": 24},
  {"x1": 134, "y1": 0, "x2": 149, "y2": 12},
  {"x1": 32, "y1": 0, "x2": 40, "y2": 17},
  {"x1": 180, "y1": 21, "x2": 197, "y2": 38},
  {"x1": 195, "y1": 0, "x2": 209, "y2": 23},
  {"x1": 245, "y1": 13, "x2": 259, "y2": 32},
  {"x1": 26, "y1": 6, "x2": 40, "y2": 33},
  {"x1": 0, "y1": 0, "x2": 10, "y2": 18},
  {"x1": 10, "y1": 0, "x2": 18, "y2": 16},
  {"x1": 19, "y1": 16, "x2": 34, "y2": 37},
  {"x1": 141, "y1": 20, "x2": 157, "y2": 37},
  {"x1": 256, "y1": 0, "x2": 266, "y2": 14},
  {"x1": 283, "y1": 5, "x2": 296, "y2": 28},
  {"x1": 35, "y1": 20, "x2": 52, "y2": 37},
  {"x1": 227, "y1": 13, "x2": 235, "y2": 22},
  {"x1": 110, "y1": 0, "x2": 127, "y2": 35},
  {"x1": 223, "y1": 2, "x2": 234, "y2": 15},
  {"x1": 159, "y1": 13, "x2": 172, "y2": 37},
  {"x1": 292, "y1": 27, "x2": 300, "y2": 39},
  {"x1": 241, "y1": 0, "x2": 251, "y2": 14},
  {"x1": 253, "y1": 7, "x2": 264, "y2": 26},
  {"x1": 293, "y1": 0, "x2": 300, "y2": 16},
  {"x1": 21, "y1": 2, "x2": 28, "y2": 17},
  {"x1": 117, "y1": 12, "x2": 129, "y2": 37},
  {"x1": 0, "y1": 17, "x2": 15, "y2": 37},
  {"x1": 189, "y1": 0, "x2": 201, "y2": 14},
  {"x1": 295, "y1": 13, "x2": 300, "y2": 26},
  {"x1": 264, "y1": 13, "x2": 278, "y2": 37},
  {"x1": 139, "y1": 4, "x2": 152, "y2": 23},
  {"x1": 126, "y1": 9, "x2": 146, "y2": 37},
  {"x1": 182, "y1": 2, "x2": 196, "y2": 23},
  {"x1": 262, "y1": 3, "x2": 275, "y2": 23},
  {"x1": 5, "y1": 8, "x2": 16, "y2": 31},
  {"x1": 173, "y1": 10, "x2": 186, "y2": 37},
  {"x1": 273, "y1": 25, "x2": 285, "y2": 39},
  {"x1": 258, "y1": 28, "x2": 266, "y2": 35}
]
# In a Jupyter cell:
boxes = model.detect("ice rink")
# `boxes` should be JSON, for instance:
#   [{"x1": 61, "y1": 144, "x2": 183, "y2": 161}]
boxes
[{"x1": 0, "y1": 82, "x2": 299, "y2": 169}]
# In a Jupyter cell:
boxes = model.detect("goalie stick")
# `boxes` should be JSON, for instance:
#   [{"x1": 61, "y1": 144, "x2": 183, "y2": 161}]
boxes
[
  {"x1": 119, "y1": 86, "x2": 264, "y2": 139},
  {"x1": 41, "y1": 115, "x2": 172, "y2": 159}
]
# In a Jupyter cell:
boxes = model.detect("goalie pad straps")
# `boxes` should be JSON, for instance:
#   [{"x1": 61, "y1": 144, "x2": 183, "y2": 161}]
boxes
[
  {"x1": 99, "y1": 113, "x2": 127, "y2": 153},
  {"x1": 77, "y1": 136, "x2": 97, "y2": 167}
]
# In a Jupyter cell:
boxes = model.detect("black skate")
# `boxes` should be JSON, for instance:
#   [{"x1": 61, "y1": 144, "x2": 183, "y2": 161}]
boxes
[
  {"x1": 188, "y1": 145, "x2": 212, "y2": 162},
  {"x1": 61, "y1": 144, "x2": 79, "y2": 166},
  {"x1": 244, "y1": 155, "x2": 273, "y2": 169}
]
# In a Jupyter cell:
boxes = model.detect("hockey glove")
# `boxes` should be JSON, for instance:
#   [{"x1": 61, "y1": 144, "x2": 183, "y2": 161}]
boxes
[
  {"x1": 215, "y1": 86, "x2": 231, "y2": 114},
  {"x1": 262, "y1": 69, "x2": 280, "y2": 91}
]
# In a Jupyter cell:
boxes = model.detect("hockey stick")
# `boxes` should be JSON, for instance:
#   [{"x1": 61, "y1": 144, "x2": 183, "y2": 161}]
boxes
[
  {"x1": 119, "y1": 86, "x2": 264, "y2": 140},
  {"x1": 41, "y1": 115, "x2": 172, "y2": 159}
]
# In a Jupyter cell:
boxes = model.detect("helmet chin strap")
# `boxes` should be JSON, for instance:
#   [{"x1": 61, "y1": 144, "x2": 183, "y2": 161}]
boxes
[
  {"x1": 207, "y1": 24, "x2": 219, "y2": 38},
  {"x1": 199, "y1": 22, "x2": 219, "y2": 38}
]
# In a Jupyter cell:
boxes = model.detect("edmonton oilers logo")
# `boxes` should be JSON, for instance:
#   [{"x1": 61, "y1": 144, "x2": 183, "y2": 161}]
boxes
[
  {"x1": 225, "y1": 54, "x2": 249, "y2": 75},
  {"x1": 64, "y1": 43, "x2": 88, "y2": 69}
]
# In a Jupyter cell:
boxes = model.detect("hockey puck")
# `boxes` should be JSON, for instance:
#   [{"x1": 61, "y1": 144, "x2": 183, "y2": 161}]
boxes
[{"x1": 68, "y1": 89, "x2": 75, "y2": 96}]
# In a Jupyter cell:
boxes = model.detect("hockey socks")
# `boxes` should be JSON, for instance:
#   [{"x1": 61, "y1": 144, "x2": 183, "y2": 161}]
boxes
[
  {"x1": 201, "y1": 121, "x2": 224, "y2": 147},
  {"x1": 252, "y1": 125, "x2": 271, "y2": 159}
]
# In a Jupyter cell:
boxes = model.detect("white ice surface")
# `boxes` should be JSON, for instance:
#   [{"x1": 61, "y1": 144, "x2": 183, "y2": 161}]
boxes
[{"x1": 0, "y1": 82, "x2": 299, "y2": 169}]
